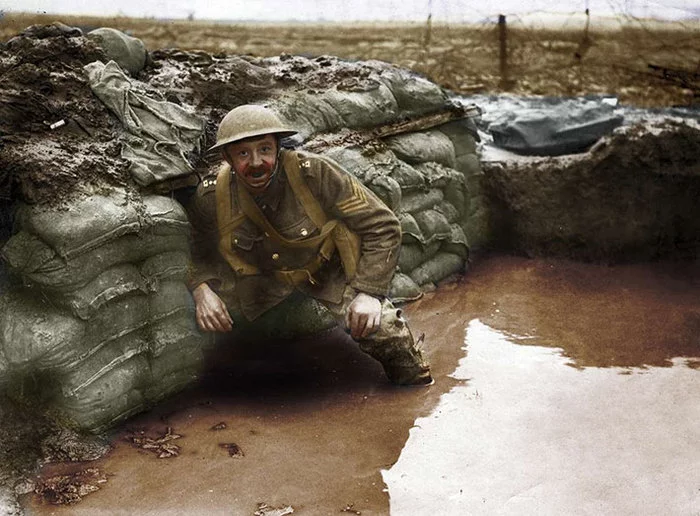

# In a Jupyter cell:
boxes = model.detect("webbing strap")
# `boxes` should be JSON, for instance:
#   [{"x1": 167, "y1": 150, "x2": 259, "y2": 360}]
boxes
[
  {"x1": 215, "y1": 164, "x2": 260, "y2": 275},
  {"x1": 237, "y1": 185, "x2": 339, "y2": 249},
  {"x1": 282, "y1": 151, "x2": 328, "y2": 228}
]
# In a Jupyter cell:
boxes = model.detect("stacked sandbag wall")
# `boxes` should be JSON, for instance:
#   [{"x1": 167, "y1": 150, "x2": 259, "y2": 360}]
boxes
[
  {"x1": 267, "y1": 72, "x2": 485, "y2": 302},
  {"x1": 0, "y1": 189, "x2": 207, "y2": 432}
]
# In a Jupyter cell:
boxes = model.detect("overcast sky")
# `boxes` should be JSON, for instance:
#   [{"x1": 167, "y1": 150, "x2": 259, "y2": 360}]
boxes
[{"x1": 4, "y1": 0, "x2": 699, "y2": 22}]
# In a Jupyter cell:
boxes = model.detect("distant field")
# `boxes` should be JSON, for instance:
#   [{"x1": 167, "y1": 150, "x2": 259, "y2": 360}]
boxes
[{"x1": 2, "y1": 12, "x2": 699, "y2": 107}]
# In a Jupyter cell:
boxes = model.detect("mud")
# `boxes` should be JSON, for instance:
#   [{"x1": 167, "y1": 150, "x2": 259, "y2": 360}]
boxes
[
  {"x1": 0, "y1": 25, "x2": 445, "y2": 209},
  {"x1": 20, "y1": 255, "x2": 700, "y2": 515},
  {"x1": 482, "y1": 119, "x2": 700, "y2": 261}
]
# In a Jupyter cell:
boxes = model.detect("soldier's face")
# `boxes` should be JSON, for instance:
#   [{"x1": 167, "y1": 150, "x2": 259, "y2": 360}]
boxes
[{"x1": 224, "y1": 134, "x2": 278, "y2": 193}]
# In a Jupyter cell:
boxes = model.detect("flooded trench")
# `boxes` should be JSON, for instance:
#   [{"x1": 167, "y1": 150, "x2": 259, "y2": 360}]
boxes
[{"x1": 22, "y1": 255, "x2": 700, "y2": 515}]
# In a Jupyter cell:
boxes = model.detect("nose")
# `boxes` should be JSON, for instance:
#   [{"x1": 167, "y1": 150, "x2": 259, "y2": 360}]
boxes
[{"x1": 251, "y1": 150, "x2": 264, "y2": 166}]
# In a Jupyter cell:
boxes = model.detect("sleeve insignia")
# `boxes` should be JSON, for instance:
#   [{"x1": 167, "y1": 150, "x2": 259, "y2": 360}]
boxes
[{"x1": 336, "y1": 177, "x2": 369, "y2": 215}]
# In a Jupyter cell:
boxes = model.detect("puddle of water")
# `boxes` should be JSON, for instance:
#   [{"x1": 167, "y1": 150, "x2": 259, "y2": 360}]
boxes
[
  {"x1": 21, "y1": 256, "x2": 700, "y2": 515},
  {"x1": 384, "y1": 319, "x2": 700, "y2": 516}
]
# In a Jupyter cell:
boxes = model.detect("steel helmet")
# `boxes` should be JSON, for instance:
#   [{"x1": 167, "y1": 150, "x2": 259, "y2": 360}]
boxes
[{"x1": 209, "y1": 104, "x2": 297, "y2": 152}]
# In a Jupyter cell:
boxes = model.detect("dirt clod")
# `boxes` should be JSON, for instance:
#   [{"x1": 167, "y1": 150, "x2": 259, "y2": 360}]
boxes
[
  {"x1": 125, "y1": 427, "x2": 182, "y2": 459},
  {"x1": 254, "y1": 502, "x2": 294, "y2": 516},
  {"x1": 34, "y1": 467, "x2": 107, "y2": 505},
  {"x1": 218, "y1": 442, "x2": 244, "y2": 458}
]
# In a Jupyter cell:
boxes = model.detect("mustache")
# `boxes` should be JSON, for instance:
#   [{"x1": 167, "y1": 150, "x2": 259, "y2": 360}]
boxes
[{"x1": 241, "y1": 160, "x2": 274, "y2": 177}]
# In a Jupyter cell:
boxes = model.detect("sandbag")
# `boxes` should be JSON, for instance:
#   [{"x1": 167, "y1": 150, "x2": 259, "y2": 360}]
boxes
[
  {"x1": 59, "y1": 355, "x2": 149, "y2": 432},
  {"x1": 416, "y1": 163, "x2": 470, "y2": 218},
  {"x1": 441, "y1": 224, "x2": 470, "y2": 259},
  {"x1": 273, "y1": 85, "x2": 399, "y2": 139},
  {"x1": 85, "y1": 62, "x2": 205, "y2": 187},
  {"x1": 409, "y1": 252, "x2": 465, "y2": 287},
  {"x1": 87, "y1": 27, "x2": 147, "y2": 76},
  {"x1": 58, "y1": 264, "x2": 146, "y2": 320},
  {"x1": 388, "y1": 273, "x2": 423, "y2": 303},
  {"x1": 271, "y1": 93, "x2": 344, "y2": 141},
  {"x1": 366, "y1": 174, "x2": 402, "y2": 212},
  {"x1": 377, "y1": 67, "x2": 448, "y2": 115},
  {"x1": 0, "y1": 290, "x2": 85, "y2": 374},
  {"x1": 140, "y1": 251, "x2": 190, "y2": 285},
  {"x1": 400, "y1": 189, "x2": 444, "y2": 214},
  {"x1": 397, "y1": 242, "x2": 441, "y2": 273},
  {"x1": 388, "y1": 160, "x2": 425, "y2": 192},
  {"x1": 322, "y1": 85, "x2": 399, "y2": 130},
  {"x1": 398, "y1": 212, "x2": 423, "y2": 244},
  {"x1": 149, "y1": 340, "x2": 203, "y2": 381},
  {"x1": 437, "y1": 119, "x2": 480, "y2": 156},
  {"x1": 3, "y1": 232, "x2": 189, "y2": 292},
  {"x1": 385, "y1": 130, "x2": 456, "y2": 168},
  {"x1": 149, "y1": 311, "x2": 203, "y2": 357},
  {"x1": 60, "y1": 333, "x2": 149, "y2": 398},
  {"x1": 413, "y1": 209, "x2": 452, "y2": 246},
  {"x1": 143, "y1": 366, "x2": 200, "y2": 404},
  {"x1": 14, "y1": 190, "x2": 189, "y2": 260},
  {"x1": 149, "y1": 280, "x2": 194, "y2": 322},
  {"x1": 455, "y1": 153, "x2": 481, "y2": 178},
  {"x1": 436, "y1": 201, "x2": 460, "y2": 224}
]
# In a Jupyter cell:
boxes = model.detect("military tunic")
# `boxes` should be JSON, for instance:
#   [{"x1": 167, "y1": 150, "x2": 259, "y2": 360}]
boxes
[
  {"x1": 186, "y1": 148, "x2": 431, "y2": 385},
  {"x1": 187, "y1": 149, "x2": 401, "y2": 320}
]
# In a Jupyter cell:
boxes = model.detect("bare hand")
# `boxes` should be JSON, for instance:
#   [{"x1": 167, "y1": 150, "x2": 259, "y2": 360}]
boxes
[
  {"x1": 192, "y1": 283, "x2": 234, "y2": 332},
  {"x1": 345, "y1": 292, "x2": 382, "y2": 340}
]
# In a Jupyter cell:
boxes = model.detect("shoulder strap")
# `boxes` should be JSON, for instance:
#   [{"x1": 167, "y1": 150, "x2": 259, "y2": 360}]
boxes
[
  {"x1": 237, "y1": 184, "x2": 338, "y2": 249},
  {"x1": 282, "y1": 151, "x2": 328, "y2": 228},
  {"x1": 215, "y1": 164, "x2": 259, "y2": 275}
]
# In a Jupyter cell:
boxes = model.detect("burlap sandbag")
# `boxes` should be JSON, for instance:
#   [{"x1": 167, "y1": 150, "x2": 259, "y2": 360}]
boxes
[
  {"x1": 441, "y1": 224, "x2": 470, "y2": 259},
  {"x1": 366, "y1": 174, "x2": 402, "y2": 212},
  {"x1": 58, "y1": 354, "x2": 149, "y2": 432},
  {"x1": 87, "y1": 27, "x2": 147, "y2": 76},
  {"x1": 140, "y1": 250, "x2": 190, "y2": 285},
  {"x1": 272, "y1": 85, "x2": 399, "y2": 139},
  {"x1": 409, "y1": 252, "x2": 465, "y2": 287},
  {"x1": 0, "y1": 290, "x2": 85, "y2": 375},
  {"x1": 397, "y1": 242, "x2": 441, "y2": 274},
  {"x1": 377, "y1": 67, "x2": 449, "y2": 115},
  {"x1": 385, "y1": 130, "x2": 456, "y2": 169},
  {"x1": 413, "y1": 209, "x2": 452, "y2": 246},
  {"x1": 3, "y1": 232, "x2": 189, "y2": 292},
  {"x1": 57, "y1": 264, "x2": 146, "y2": 320},
  {"x1": 400, "y1": 189, "x2": 444, "y2": 214},
  {"x1": 14, "y1": 191, "x2": 189, "y2": 260},
  {"x1": 437, "y1": 119, "x2": 480, "y2": 157},
  {"x1": 388, "y1": 272, "x2": 423, "y2": 303},
  {"x1": 398, "y1": 212, "x2": 423, "y2": 245}
]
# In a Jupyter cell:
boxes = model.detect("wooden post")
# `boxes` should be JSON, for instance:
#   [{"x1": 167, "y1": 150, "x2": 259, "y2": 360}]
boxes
[{"x1": 498, "y1": 14, "x2": 509, "y2": 90}]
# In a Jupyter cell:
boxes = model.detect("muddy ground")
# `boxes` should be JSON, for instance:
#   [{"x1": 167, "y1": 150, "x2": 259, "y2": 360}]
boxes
[{"x1": 18, "y1": 255, "x2": 700, "y2": 515}]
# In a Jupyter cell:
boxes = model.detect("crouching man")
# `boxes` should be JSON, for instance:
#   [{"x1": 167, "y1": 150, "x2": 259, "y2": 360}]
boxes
[{"x1": 187, "y1": 104, "x2": 432, "y2": 385}]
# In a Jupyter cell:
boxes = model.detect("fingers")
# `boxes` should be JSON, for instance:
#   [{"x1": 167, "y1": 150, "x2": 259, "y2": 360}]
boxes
[
  {"x1": 195, "y1": 292, "x2": 233, "y2": 333},
  {"x1": 350, "y1": 311, "x2": 368, "y2": 340},
  {"x1": 362, "y1": 312, "x2": 381, "y2": 338}
]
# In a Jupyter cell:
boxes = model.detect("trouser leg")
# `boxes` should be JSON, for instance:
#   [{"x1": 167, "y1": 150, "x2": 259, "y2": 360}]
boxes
[{"x1": 320, "y1": 287, "x2": 432, "y2": 385}]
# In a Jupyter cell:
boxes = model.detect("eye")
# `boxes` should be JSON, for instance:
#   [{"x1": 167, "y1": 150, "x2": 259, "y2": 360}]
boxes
[
  {"x1": 261, "y1": 145, "x2": 273, "y2": 153},
  {"x1": 238, "y1": 150, "x2": 249, "y2": 157}
]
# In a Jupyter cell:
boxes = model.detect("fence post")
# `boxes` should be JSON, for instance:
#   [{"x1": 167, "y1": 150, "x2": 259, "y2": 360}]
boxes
[{"x1": 498, "y1": 14, "x2": 510, "y2": 89}]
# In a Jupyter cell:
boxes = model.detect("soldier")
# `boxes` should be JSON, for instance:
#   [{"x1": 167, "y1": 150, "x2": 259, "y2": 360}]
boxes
[{"x1": 187, "y1": 104, "x2": 432, "y2": 385}]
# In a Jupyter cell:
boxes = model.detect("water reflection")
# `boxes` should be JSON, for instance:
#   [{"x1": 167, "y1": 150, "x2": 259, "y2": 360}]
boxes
[{"x1": 384, "y1": 319, "x2": 700, "y2": 515}]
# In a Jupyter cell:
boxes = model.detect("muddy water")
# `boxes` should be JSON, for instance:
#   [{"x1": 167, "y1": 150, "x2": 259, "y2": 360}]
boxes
[{"x1": 23, "y1": 256, "x2": 700, "y2": 515}]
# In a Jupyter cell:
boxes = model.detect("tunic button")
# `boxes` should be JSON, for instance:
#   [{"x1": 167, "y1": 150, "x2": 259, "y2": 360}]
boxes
[
  {"x1": 300, "y1": 228, "x2": 308, "y2": 237},
  {"x1": 272, "y1": 253, "x2": 280, "y2": 260},
  {"x1": 233, "y1": 238, "x2": 239, "y2": 244}
]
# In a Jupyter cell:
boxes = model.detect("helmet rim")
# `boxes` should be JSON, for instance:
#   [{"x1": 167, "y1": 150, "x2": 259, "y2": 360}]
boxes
[{"x1": 208, "y1": 105, "x2": 297, "y2": 152}]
